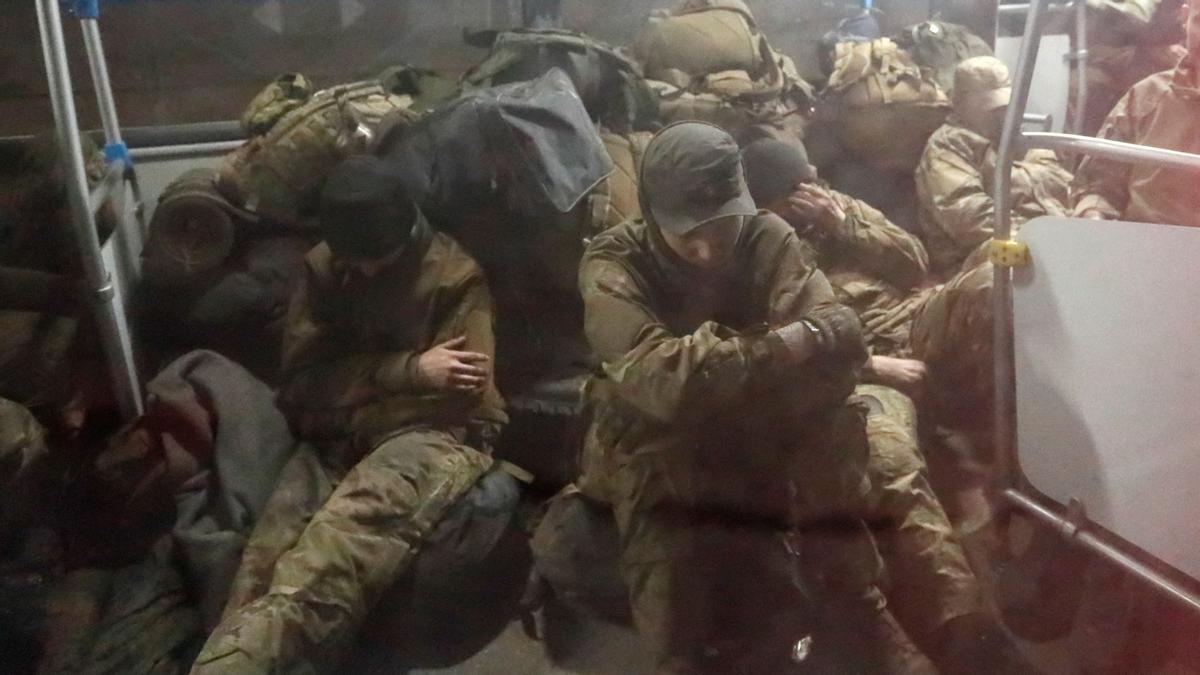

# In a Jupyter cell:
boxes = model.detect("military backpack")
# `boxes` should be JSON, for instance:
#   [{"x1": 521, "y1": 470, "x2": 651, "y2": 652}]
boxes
[
  {"x1": 217, "y1": 80, "x2": 418, "y2": 226},
  {"x1": 820, "y1": 38, "x2": 950, "y2": 172},
  {"x1": 894, "y1": 20, "x2": 994, "y2": 95},
  {"x1": 462, "y1": 28, "x2": 658, "y2": 133}
]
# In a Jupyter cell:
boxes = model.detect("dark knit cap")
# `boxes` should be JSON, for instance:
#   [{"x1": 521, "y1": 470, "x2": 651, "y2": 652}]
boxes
[
  {"x1": 740, "y1": 138, "x2": 817, "y2": 208},
  {"x1": 320, "y1": 155, "x2": 417, "y2": 262}
]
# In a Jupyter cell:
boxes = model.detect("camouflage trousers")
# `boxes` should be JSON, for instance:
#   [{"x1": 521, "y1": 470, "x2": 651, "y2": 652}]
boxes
[
  {"x1": 618, "y1": 515, "x2": 935, "y2": 675},
  {"x1": 190, "y1": 428, "x2": 492, "y2": 674},
  {"x1": 858, "y1": 384, "x2": 982, "y2": 644}
]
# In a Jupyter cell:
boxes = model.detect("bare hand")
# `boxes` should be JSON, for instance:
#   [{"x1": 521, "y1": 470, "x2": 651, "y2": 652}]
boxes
[
  {"x1": 785, "y1": 184, "x2": 846, "y2": 233},
  {"x1": 868, "y1": 355, "x2": 927, "y2": 395},
  {"x1": 416, "y1": 336, "x2": 490, "y2": 393}
]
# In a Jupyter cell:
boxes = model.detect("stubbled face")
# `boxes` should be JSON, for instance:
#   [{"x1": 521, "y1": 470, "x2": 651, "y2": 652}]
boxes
[{"x1": 660, "y1": 215, "x2": 744, "y2": 271}]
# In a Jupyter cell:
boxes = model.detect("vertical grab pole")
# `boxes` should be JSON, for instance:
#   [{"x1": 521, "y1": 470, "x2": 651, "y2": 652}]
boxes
[
  {"x1": 36, "y1": 0, "x2": 144, "y2": 418},
  {"x1": 992, "y1": 0, "x2": 1047, "y2": 487},
  {"x1": 77, "y1": 1, "x2": 145, "y2": 223},
  {"x1": 1071, "y1": 0, "x2": 1090, "y2": 136}
]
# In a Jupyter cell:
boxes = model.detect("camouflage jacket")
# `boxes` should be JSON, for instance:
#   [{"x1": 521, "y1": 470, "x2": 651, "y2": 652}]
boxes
[
  {"x1": 1070, "y1": 0, "x2": 1186, "y2": 135},
  {"x1": 1073, "y1": 61, "x2": 1200, "y2": 228},
  {"x1": 916, "y1": 122, "x2": 1073, "y2": 278},
  {"x1": 795, "y1": 188, "x2": 931, "y2": 358},
  {"x1": 278, "y1": 216, "x2": 507, "y2": 451},
  {"x1": 579, "y1": 213, "x2": 868, "y2": 536}
]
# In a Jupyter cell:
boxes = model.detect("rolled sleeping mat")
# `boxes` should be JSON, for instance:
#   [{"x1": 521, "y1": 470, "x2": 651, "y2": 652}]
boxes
[{"x1": 143, "y1": 168, "x2": 237, "y2": 283}]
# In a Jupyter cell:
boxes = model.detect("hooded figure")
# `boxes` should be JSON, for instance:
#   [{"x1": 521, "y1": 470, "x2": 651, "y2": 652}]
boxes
[
  {"x1": 914, "y1": 56, "x2": 1074, "y2": 278},
  {"x1": 577, "y1": 122, "x2": 931, "y2": 673}
]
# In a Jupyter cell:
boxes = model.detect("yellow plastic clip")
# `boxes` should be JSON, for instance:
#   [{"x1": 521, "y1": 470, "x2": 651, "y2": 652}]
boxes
[{"x1": 989, "y1": 239, "x2": 1030, "y2": 267}]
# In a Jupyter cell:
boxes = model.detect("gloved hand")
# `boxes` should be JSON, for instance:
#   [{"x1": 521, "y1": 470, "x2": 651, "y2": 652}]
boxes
[
  {"x1": 803, "y1": 304, "x2": 868, "y2": 365},
  {"x1": 773, "y1": 318, "x2": 822, "y2": 364}
]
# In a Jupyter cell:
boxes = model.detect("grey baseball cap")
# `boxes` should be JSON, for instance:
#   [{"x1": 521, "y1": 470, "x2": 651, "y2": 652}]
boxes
[{"x1": 640, "y1": 122, "x2": 758, "y2": 236}]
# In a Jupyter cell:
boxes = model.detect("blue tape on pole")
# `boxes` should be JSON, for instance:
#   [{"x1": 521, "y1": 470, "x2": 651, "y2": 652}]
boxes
[
  {"x1": 71, "y1": 0, "x2": 100, "y2": 19},
  {"x1": 104, "y1": 141, "x2": 131, "y2": 166}
]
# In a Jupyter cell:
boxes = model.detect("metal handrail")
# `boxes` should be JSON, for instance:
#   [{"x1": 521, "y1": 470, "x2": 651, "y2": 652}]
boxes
[
  {"x1": 37, "y1": 0, "x2": 143, "y2": 418},
  {"x1": 1005, "y1": 490, "x2": 1200, "y2": 614},
  {"x1": 991, "y1": 0, "x2": 1047, "y2": 492},
  {"x1": 130, "y1": 140, "x2": 244, "y2": 161},
  {"x1": 995, "y1": 0, "x2": 1200, "y2": 612},
  {"x1": 1070, "y1": 0, "x2": 1089, "y2": 136},
  {"x1": 996, "y1": 2, "x2": 1072, "y2": 18},
  {"x1": 1022, "y1": 132, "x2": 1200, "y2": 172}
]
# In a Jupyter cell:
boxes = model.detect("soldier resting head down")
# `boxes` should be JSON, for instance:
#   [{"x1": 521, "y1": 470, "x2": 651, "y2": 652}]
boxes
[{"x1": 577, "y1": 121, "x2": 938, "y2": 673}]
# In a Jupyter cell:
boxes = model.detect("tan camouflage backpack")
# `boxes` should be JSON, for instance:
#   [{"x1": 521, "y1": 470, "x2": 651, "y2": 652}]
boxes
[
  {"x1": 640, "y1": 0, "x2": 815, "y2": 143},
  {"x1": 239, "y1": 73, "x2": 314, "y2": 137},
  {"x1": 820, "y1": 38, "x2": 950, "y2": 172},
  {"x1": 634, "y1": 0, "x2": 766, "y2": 81},
  {"x1": 893, "y1": 20, "x2": 994, "y2": 96},
  {"x1": 587, "y1": 129, "x2": 654, "y2": 234},
  {"x1": 217, "y1": 80, "x2": 418, "y2": 226}
]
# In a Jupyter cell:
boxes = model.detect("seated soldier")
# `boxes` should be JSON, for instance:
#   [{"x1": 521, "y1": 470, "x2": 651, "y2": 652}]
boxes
[
  {"x1": 742, "y1": 137, "x2": 1036, "y2": 675},
  {"x1": 578, "y1": 121, "x2": 931, "y2": 673},
  {"x1": 742, "y1": 137, "x2": 932, "y2": 389},
  {"x1": 915, "y1": 56, "x2": 1073, "y2": 279},
  {"x1": 1075, "y1": 0, "x2": 1200, "y2": 227},
  {"x1": 191, "y1": 156, "x2": 507, "y2": 674}
]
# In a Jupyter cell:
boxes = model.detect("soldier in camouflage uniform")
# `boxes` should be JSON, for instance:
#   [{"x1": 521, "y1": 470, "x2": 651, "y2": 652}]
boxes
[
  {"x1": 1075, "y1": 0, "x2": 1200, "y2": 228},
  {"x1": 1071, "y1": 0, "x2": 1187, "y2": 139},
  {"x1": 742, "y1": 138, "x2": 1037, "y2": 674},
  {"x1": 741, "y1": 137, "x2": 932, "y2": 367},
  {"x1": 915, "y1": 56, "x2": 1073, "y2": 280},
  {"x1": 191, "y1": 156, "x2": 506, "y2": 674},
  {"x1": 578, "y1": 121, "x2": 933, "y2": 674}
]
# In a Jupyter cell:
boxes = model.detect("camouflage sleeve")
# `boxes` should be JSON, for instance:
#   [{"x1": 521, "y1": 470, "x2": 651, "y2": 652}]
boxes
[
  {"x1": 764, "y1": 231, "x2": 842, "y2": 326},
  {"x1": 915, "y1": 132, "x2": 996, "y2": 253},
  {"x1": 1011, "y1": 149, "x2": 1074, "y2": 221},
  {"x1": 278, "y1": 264, "x2": 506, "y2": 438},
  {"x1": 580, "y1": 257, "x2": 793, "y2": 426},
  {"x1": 426, "y1": 271, "x2": 507, "y2": 428},
  {"x1": 1073, "y1": 87, "x2": 1137, "y2": 219},
  {"x1": 824, "y1": 191, "x2": 930, "y2": 291}
]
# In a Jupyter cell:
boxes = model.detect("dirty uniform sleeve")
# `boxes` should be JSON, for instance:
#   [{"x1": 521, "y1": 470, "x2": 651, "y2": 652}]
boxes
[
  {"x1": 580, "y1": 252, "x2": 829, "y2": 426},
  {"x1": 823, "y1": 191, "x2": 930, "y2": 291},
  {"x1": 423, "y1": 270, "x2": 507, "y2": 427},
  {"x1": 279, "y1": 265, "x2": 391, "y2": 412},
  {"x1": 1073, "y1": 87, "x2": 1138, "y2": 219},
  {"x1": 279, "y1": 265, "x2": 505, "y2": 433},
  {"x1": 915, "y1": 133, "x2": 996, "y2": 254}
]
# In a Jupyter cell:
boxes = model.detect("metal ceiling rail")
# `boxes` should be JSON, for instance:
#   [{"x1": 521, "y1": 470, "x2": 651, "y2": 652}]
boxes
[
  {"x1": 36, "y1": 0, "x2": 143, "y2": 418},
  {"x1": 994, "y1": 0, "x2": 1200, "y2": 611},
  {"x1": 996, "y1": 2, "x2": 1073, "y2": 17}
]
